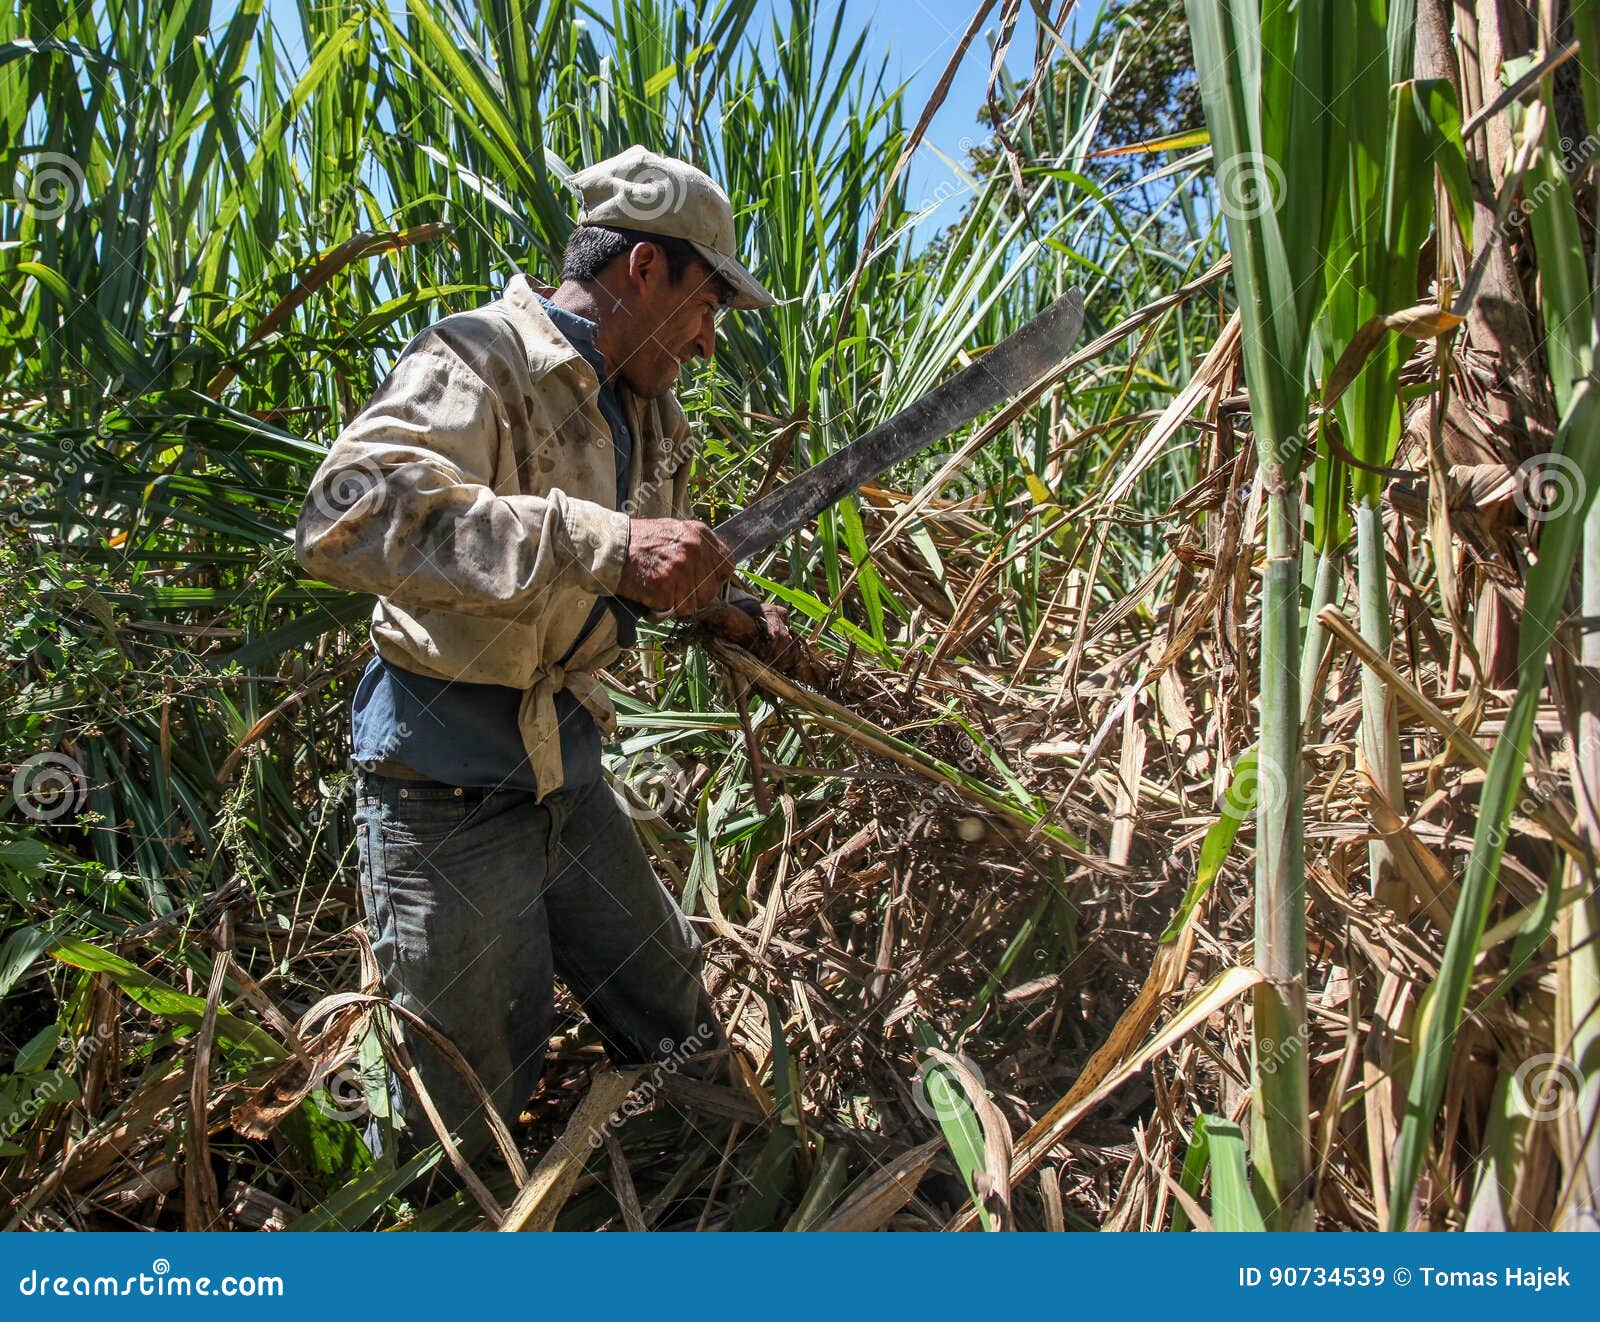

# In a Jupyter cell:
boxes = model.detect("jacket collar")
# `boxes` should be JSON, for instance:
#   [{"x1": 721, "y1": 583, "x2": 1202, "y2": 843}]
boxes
[
  {"x1": 502, "y1": 272, "x2": 590, "y2": 376},
  {"x1": 501, "y1": 271, "x2": 688, "y2": 449}
]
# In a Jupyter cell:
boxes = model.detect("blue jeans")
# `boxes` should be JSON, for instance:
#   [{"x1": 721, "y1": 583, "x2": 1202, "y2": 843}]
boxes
[{"x1": 350, "y1": 770, "x2": 717, "y2": 1175}]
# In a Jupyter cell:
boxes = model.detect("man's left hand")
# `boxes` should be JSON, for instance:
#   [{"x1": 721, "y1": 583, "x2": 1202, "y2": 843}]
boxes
[{"x1": 698, "y1": 599, "x2": 803, "y2": 672}]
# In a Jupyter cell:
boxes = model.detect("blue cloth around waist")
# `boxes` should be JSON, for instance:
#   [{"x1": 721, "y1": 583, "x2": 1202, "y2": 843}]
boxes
[{"x1": 351, "y1": 653, "x2": 601, "y2": 792}]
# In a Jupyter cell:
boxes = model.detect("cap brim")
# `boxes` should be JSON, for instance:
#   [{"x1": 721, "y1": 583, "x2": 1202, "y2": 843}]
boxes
[{"x1": 689, "y1": 240, "x2": 778, "y2": 310}]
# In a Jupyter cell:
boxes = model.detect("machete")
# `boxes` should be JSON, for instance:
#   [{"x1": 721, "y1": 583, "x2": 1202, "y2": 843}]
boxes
[
  {"x1": 613, "y1": 287, "x2": 1084, "y2": 622},
  {"x1": 715, "y1": 287, "x2": 1085, "y2": 562}
]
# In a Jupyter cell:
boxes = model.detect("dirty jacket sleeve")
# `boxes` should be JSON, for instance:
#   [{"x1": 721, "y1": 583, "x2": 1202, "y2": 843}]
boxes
[{"x1": 295, "y1": 325, "x2": 631, "y2": 618}]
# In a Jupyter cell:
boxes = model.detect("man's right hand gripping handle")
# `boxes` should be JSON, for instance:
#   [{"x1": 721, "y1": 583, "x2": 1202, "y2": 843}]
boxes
[{"x1": 615, "y1": 518, "x2": 736, "y2": 619}]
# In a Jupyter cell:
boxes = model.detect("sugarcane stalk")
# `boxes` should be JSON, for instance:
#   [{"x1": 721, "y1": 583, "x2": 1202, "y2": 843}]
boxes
[
  {"x1": 1354, "y1": 497, "x2": 1407, "y2": 911},
  {"x1": 1299, "y1": 544, "x2": 1343, "y2": 731},
  {"x1": 1253, "y1": 468, "x2": 1312, "y2": 1229},
  {"x1": 1559, "y1": 467, "x2": 1600, "y2": 1230}
]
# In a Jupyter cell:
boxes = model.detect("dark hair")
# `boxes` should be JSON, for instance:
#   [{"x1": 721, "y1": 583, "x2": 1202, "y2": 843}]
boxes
[{"x1": 561, "y1": 224, "x2": 733, "y2": 302}]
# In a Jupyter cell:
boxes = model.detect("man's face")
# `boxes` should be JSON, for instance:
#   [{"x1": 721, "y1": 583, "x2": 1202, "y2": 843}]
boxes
[{"x1": 610, "y1": 243, "x2": 723, "y2": 397}]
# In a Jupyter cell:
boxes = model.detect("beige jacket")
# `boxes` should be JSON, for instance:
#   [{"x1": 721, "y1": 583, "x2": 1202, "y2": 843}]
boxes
[{"x1": 296, "y1": 272, "x2": 708, "y2": 798}]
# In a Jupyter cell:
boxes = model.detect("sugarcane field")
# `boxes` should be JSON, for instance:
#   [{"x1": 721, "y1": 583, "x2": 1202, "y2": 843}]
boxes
[{"x1": 2, "y1": 0, "x2": 1600, "y2": 1244}]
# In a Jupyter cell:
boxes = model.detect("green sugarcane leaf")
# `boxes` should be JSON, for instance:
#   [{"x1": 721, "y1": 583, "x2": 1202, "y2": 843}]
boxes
[
  {"x1": 0, "y1": 924, "x2": 55, "y2": 1004},
  {"x1": 48, "y1": 938, "x2": 280, "y2": 1059},
  {"x1": 913, "y1": 1024, "x2": 994, "y2": 1231},
  {"x1": 1413, "y1": 79, "x2": 1474, "y2": 251},
  {"x1": 289, "y1": 1145, "x2": 436, "y2": 1231},
  {"x1": 13, "y1": 1020, "x2": 61, "y2": 1073},
  {"x1": 1160, "y1": 748, "x2": 1258, "y2": 942},
  {"x1": 1173, "y1": 1116, "x2": 1211, "y2": 1231},
  {"x1": 17, "y1": 263, "x2": 155, "y2": 390},
  {"x1": 1201, "y1": 1114, "x2": 1267, "y2": 1231},
  {"x1": 1390, "y1": 375, "x2": 1600, "y2": 1226}
]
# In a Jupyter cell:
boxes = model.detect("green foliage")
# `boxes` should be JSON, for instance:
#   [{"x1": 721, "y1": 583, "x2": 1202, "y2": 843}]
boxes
[{"x1": 0, "y1": 0, "x2": 1219, "y2": 1228}]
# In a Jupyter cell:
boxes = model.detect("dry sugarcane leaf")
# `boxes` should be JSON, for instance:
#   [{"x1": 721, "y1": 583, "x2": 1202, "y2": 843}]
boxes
[
  {"x1": 1362, "y1": 781, "x2": 1458, "y2": 931},
  {"x1": 1101, "y1": 311, "x2": 1242, "y2": 508},
  {"x1": 947, "y1": 964, "x2": 1265, "y2": 1229},
  {"x1": 816, "y1": 1139, "x2": 944, "y2": 1231},
  {"x1": 228, "y1": 999, "x2": 368, "y2": 1140},
  {"x1": 924, "y1": 1046, "x2": 1015, "y2": 1230},
  {"x1": 223, "y1": 1179, "x2": 295, "y2": 1231},
  {"x1": 58, "y1": 1063, "x2": 192, "y2": 1195},
  {"x1": 184, "y1": 919, "x2": 232, "y2": 1232},
  {"x1": 499, "y1": 1068, "x2": 643, "y2": 1232},
  {"x1": 298, "y1": 990, "x2": 529, "y2": 1194}
]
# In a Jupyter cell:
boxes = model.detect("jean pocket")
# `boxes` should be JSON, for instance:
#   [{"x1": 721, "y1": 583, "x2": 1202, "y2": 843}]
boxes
[{"x1": 376, "y1": 785, "x2": 468, "y2": 844}]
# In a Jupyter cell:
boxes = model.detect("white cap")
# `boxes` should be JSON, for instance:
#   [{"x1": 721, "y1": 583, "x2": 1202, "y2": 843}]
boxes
[{"x1": 568, "y1": 146, "x2": 776, "y2": 310}]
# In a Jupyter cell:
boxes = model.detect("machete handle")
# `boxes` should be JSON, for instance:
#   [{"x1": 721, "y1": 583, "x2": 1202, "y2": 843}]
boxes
[{"x1": 611, "y1": 596, "x2": 651, "y2": 626}]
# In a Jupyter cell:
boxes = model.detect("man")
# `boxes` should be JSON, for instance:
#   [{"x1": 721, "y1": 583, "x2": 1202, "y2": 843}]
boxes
[{"x1": 295, "y1": 146, "x2": 792, "y2": 1181}]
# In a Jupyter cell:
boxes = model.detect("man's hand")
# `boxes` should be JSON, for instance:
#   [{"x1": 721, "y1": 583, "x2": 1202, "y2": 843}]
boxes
[
  {"x1": 618, "y1": 518, "x2": 735, "y2": 615},
  {"x1": 698, "y1": 598, "x2": 804, "y2": 671}
]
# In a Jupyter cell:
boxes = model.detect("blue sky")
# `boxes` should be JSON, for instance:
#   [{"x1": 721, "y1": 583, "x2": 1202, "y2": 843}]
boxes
[
  {"x1": 754, "y1": 0, "x2": 1050, "y2": 227},
  {"x1": 265, "y1": 0, "x2": 1088, "y2": 234}
]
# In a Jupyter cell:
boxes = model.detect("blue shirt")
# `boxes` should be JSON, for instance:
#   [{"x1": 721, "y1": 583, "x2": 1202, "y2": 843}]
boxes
[{"x1": 351, "y1": 294, "x2": 634, "y2": 792}]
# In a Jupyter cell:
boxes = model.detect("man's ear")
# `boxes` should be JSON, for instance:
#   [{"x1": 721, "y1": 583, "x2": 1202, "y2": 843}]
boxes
[{"x1": 626, "y1": 240, "x2": 663, "y2": 295}]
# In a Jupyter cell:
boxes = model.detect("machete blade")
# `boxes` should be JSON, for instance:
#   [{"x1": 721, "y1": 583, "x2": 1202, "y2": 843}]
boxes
[{"x1": 713, "y1": 287, "x2": 1085, "y2": 564}]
